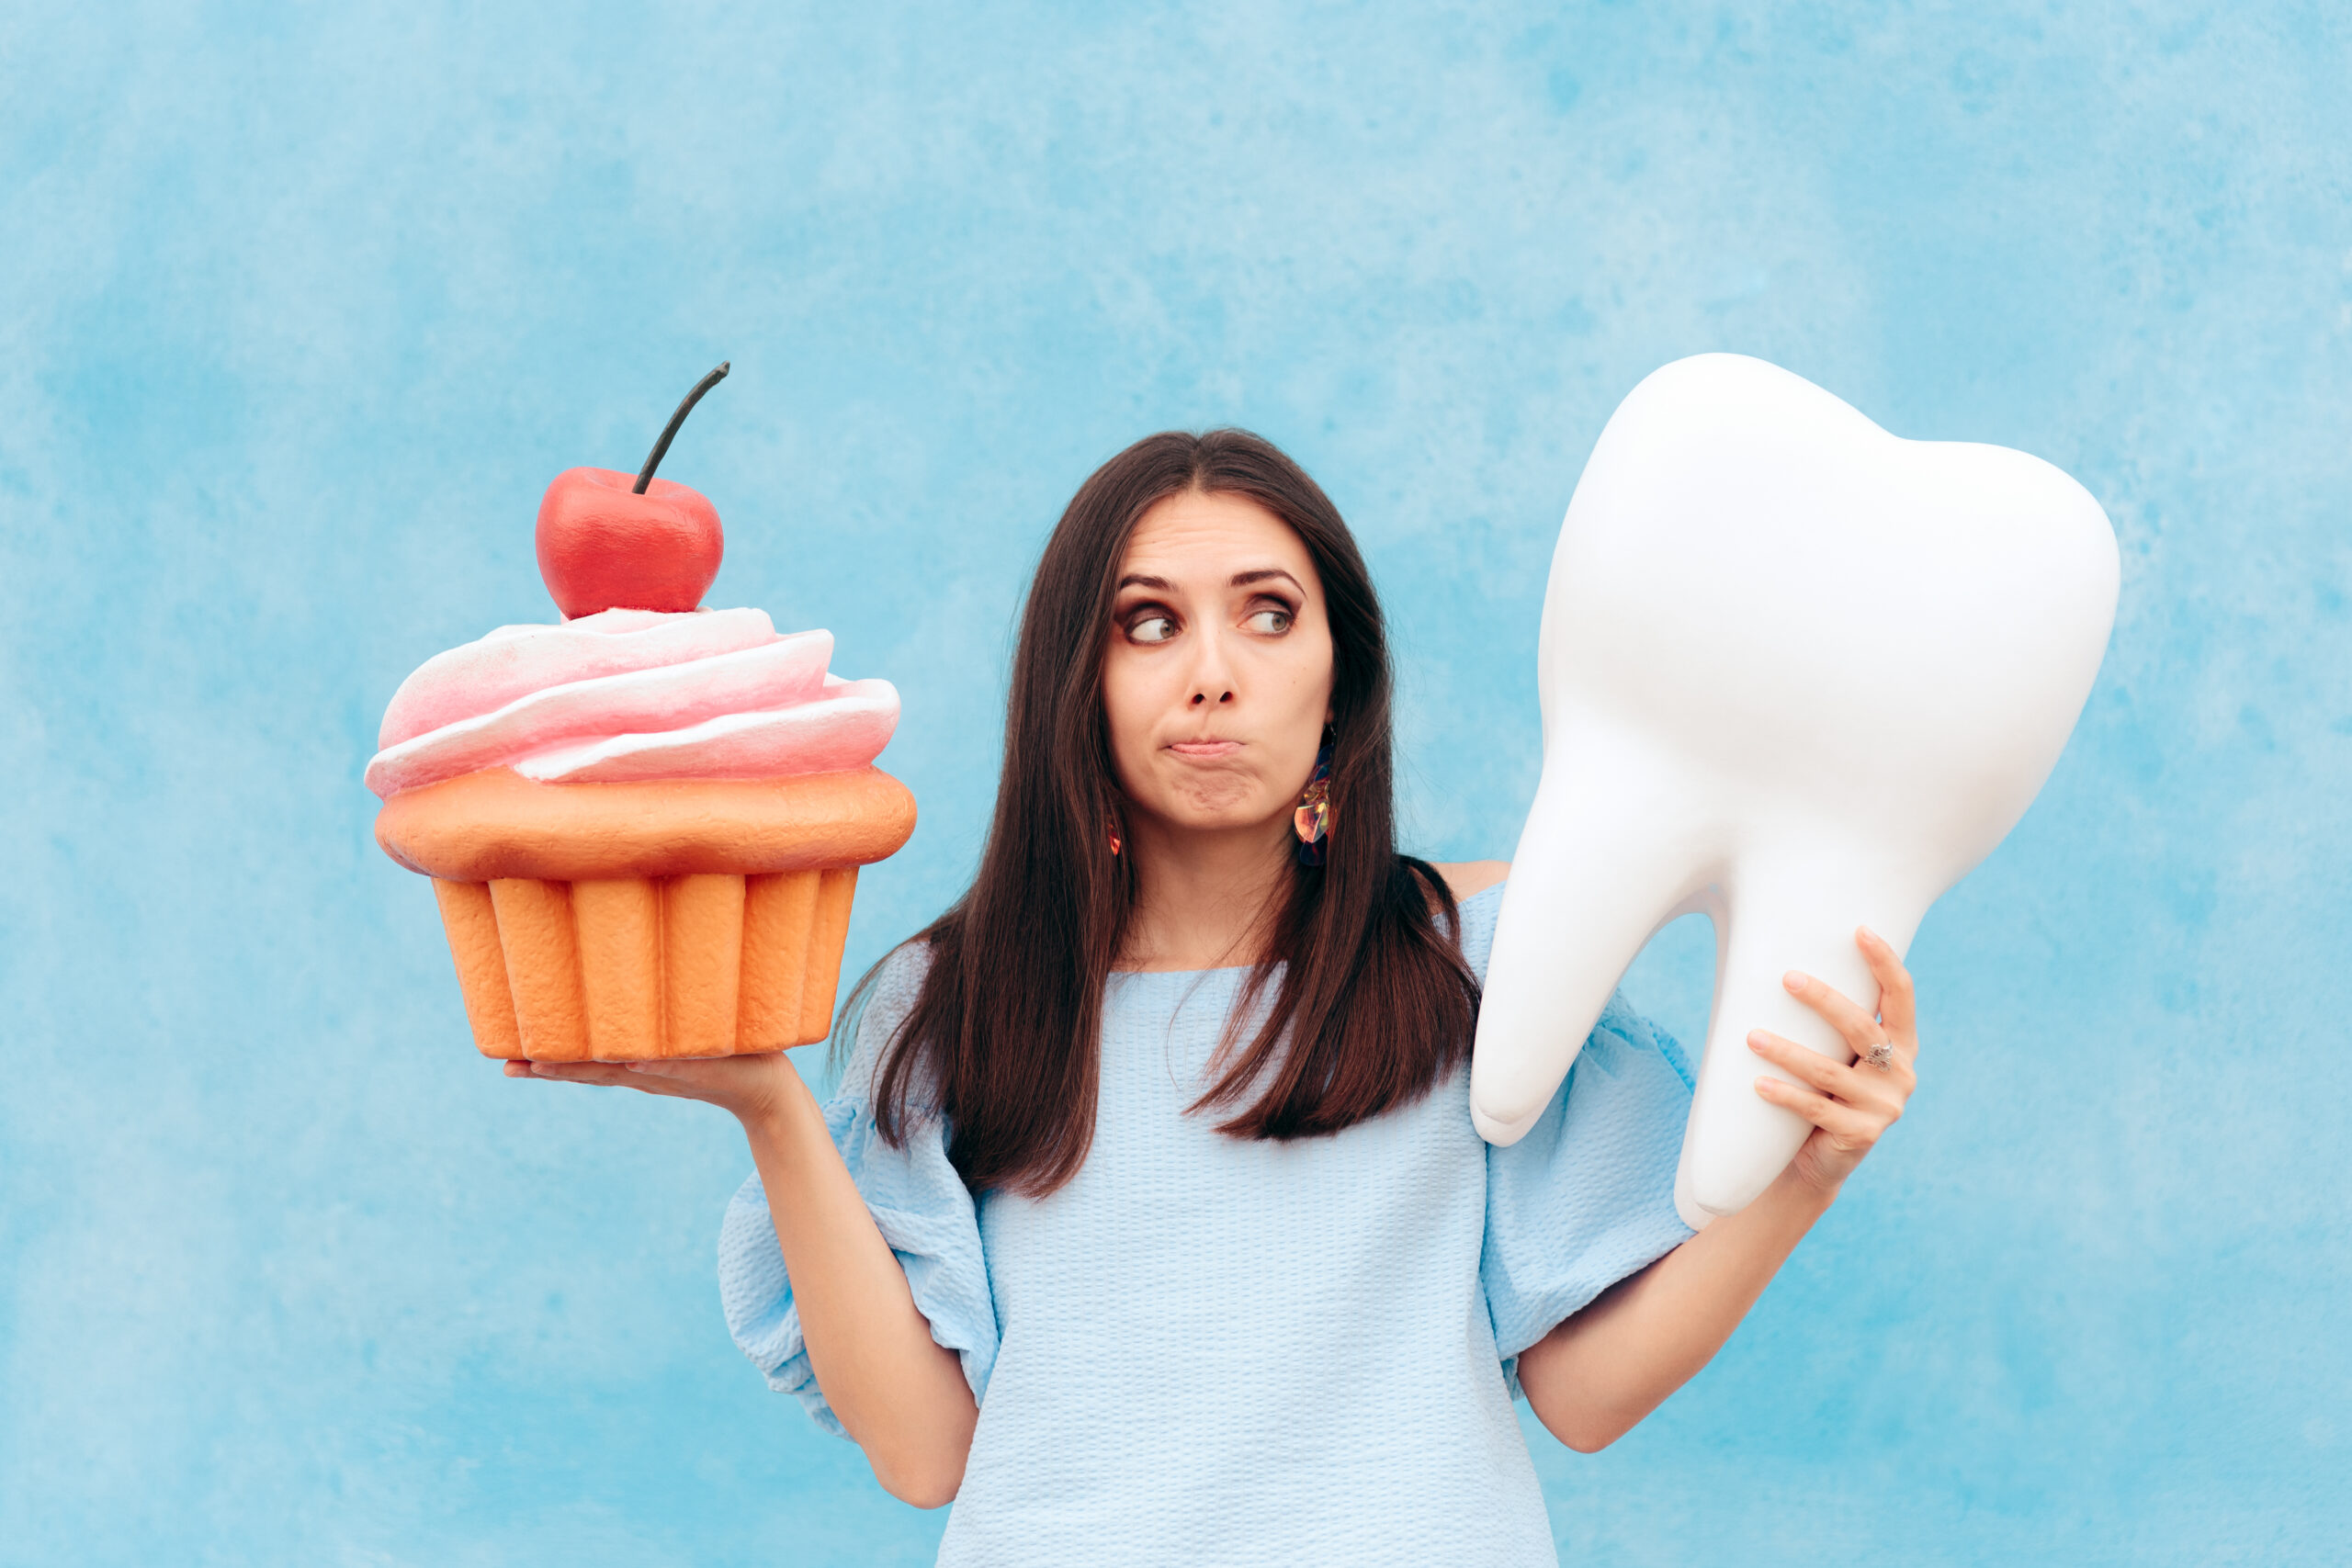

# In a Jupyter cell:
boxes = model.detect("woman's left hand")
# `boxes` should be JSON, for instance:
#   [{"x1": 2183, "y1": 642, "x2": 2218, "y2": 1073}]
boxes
[{"x1": 1747, "y1": 927, "x2": 1919, "y2": 1200}]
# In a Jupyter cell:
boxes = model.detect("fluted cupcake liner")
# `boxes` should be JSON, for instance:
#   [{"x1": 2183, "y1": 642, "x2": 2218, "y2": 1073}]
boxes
[{"x1": 430, "y1": 866, "x2": 860, "y2": 1060}]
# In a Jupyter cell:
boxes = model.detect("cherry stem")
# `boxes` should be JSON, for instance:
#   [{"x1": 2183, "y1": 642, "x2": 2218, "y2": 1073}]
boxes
[{"x1": 633, "y1": 361, "x2": 730, "y2": 493}]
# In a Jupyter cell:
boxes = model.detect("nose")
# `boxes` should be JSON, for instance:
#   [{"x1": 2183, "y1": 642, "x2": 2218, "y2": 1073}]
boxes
[{"x1": 1188, "y1": 626, "x2": 1237, "y2": 706}]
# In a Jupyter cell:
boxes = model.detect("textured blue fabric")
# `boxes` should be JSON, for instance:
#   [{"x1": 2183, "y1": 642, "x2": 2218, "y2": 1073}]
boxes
[
  {"x1": 1485, "y1": 993, "x2": 1699, "y2": 1398},
  {"x1": 718, "y1": 951, "x2": 1000, "y2": 1437},
  {"x1": 717, "y1": 882, "x2": 1695, "y2": 1564}
]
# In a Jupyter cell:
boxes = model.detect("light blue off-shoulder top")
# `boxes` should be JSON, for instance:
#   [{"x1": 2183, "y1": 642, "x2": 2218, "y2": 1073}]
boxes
[{"x1": 718, "y1": 883, "x2": 1695, "y2": 1566}]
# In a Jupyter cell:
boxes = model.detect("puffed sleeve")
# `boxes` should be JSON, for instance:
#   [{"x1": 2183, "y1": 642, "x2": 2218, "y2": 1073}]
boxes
[
  {"x1": 715, "y1": 942, "x2": 1000, "y2": 1438},
  {"x1": 1453, "y1": 884, "x2": 1699, "y2": 1385}
]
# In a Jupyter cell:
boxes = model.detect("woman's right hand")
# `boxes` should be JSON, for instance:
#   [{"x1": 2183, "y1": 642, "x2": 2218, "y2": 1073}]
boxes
[{"x1": 503, "y1": 1049, "x2": 801, "y2": 1129}]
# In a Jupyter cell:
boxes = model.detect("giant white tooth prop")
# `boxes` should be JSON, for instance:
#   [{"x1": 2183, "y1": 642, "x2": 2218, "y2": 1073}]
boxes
[{"x1": 1472, "y1": 353, "x2": 2119, "y2": 1229}]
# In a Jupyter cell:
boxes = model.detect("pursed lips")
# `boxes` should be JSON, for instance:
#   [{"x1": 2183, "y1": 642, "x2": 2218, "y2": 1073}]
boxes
[{"x1": 1166, "y1": 739, "x2": 1242, "y2": 759}]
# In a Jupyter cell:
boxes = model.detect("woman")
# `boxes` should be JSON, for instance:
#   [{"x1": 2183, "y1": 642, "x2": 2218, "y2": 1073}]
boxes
[{"x1": 511, "y1": 430, "x2": 1920, "y2": 1564}]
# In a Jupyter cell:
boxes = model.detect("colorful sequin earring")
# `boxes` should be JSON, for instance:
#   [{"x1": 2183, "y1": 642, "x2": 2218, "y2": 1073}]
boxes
[
  {"x1": 1294, "y1": 737, "x2": 1335, "y2": 865},
  {"x1": 1108, "y1": 817, "x2": 1124, "y2": 856}
]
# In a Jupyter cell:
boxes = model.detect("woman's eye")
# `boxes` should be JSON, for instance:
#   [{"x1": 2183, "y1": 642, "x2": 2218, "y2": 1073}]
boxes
[
  {"x1": 1244, "y1": 606, "x2": 1294, "y2": 635},
  {"x1": 1128, "y1": 614, "x2": 1179, "y2": 645}
]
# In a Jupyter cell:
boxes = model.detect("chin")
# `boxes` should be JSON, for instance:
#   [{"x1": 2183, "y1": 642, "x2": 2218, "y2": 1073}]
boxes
[{"x1": 1160, "y1": 781, "x2": 1278, "y2": 830}]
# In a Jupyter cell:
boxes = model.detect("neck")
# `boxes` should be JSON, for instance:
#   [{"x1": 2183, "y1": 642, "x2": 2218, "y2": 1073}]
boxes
[{"x1": 1116, "y1": 810, "x2": 1295, "y2": 972}]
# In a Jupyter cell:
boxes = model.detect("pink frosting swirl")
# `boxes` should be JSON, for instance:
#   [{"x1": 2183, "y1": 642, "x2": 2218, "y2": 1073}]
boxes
[{"x1": 366, "y1": 607, "x2": 899, "y2": 800}]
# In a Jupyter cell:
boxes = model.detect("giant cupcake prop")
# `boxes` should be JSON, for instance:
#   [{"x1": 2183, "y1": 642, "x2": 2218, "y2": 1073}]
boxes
[{"x1": 367, "y1": 365, "x2": 915, "y2": 1062}]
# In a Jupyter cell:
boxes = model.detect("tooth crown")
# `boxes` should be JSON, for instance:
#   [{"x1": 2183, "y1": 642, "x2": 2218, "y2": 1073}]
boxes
[
  {"x1": 1542, "y1": 360, "x2": 2113, "y2": 866},
  {"x1": 1476, "y1": 354, "x2": 2119, "y2": 1224}
]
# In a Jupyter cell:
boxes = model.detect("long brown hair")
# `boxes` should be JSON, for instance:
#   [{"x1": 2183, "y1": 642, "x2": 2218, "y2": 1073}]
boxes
[{"x1": 863, "y1": 429, "x2": 1479, "y2": 1197}]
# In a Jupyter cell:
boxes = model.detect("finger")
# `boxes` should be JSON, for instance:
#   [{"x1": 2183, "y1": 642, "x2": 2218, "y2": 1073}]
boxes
[
  {"x1": 622, "y1": 1055, "x2": 751, "y2": 1082},
  {"x1": 1747, "y1": 1030, "x2": 1908, "y2": 1110},
  {"x1": 1781, "y1": 969, "x2": 1891, "y2": 1060},
  {"x1": 579, "y1": 1057, "x2": 760, "y2": 1102},
  {"x1": 514, "y1": 1060, "x2": 642, "y2": 1088},
  {"x1": 1857, "y1": 927, "x2": 1917, "y2": 1046},
  {"x1": 611, "y1": 1059, "x2": 744, "y2": 1100},
  {"x1": 1754, "y1": 1075, "x2": 1893, "y2": 1148}
]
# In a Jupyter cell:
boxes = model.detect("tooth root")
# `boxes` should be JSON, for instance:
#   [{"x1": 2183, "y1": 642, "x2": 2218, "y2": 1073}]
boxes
[
  {"x1": 1472, "y1": 744, "x2": 1710, "y2": 1144},
  {"x1": 1673, "y1": 859, "x2": 1918, "y2": 1227}
]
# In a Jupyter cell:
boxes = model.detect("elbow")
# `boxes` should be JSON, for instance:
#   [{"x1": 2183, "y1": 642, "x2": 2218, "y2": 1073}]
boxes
[
  {"x1": 1527, "y1": 1387, "x2": 1634, "y2": 1454},
  {"x1": 881, "y1": 1472, "x2": 961, "y2": 1511},
  {"x1": 836, "y1": 1370, "x2": 978, "y2": 1508},
  {"x1": 1555, "y1": 1420, "x2": 1625, "y2": 1455},
  {"x1": 869, "y1": 1444, "x2": 967, "y2": 1510}
]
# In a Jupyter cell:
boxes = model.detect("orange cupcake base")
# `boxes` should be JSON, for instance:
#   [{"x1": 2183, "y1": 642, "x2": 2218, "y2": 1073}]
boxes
[
  {"x1": 385, "y1": 766, "x2": 917, "y2": 1061},
  {"x1": 431, "y1": 866, "x2": 862, "y2": 1060}
]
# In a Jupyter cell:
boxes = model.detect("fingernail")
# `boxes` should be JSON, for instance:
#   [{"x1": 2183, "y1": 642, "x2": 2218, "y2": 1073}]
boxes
[
  {"x1": 1747, "y1": 1030, "x2": 1770, "y2": 1051},
  {"x1": 1783, "y1": 970, "x2": 1806, "y2": 991}
]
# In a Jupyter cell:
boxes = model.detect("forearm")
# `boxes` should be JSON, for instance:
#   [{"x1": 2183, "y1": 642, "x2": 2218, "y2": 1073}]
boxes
[
  {"x1": 1516, "y1": 1165, "x2": 1837, "y2": 1451},
  {"x1": 744, "y1": 1066, "x2": 978, "y2": 1506}
]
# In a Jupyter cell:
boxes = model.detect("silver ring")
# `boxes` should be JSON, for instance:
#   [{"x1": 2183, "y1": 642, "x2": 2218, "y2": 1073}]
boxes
[{"x1": 1862, "y1": 1038, "x2": 1896, "y2": 1071}]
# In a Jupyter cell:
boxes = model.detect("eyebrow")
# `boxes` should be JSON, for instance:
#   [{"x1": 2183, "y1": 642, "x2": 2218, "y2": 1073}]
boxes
[{"x1": 1114, "y1": 569, "x2": 1307, "y2": 593}]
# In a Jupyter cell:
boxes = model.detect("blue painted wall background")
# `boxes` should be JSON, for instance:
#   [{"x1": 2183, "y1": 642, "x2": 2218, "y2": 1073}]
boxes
[{"x1": 4, "y1": 3, "x2": 2346, "y2": 1562}]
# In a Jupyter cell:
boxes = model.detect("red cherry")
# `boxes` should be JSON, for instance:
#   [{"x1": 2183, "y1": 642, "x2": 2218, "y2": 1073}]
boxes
[
  {"x1": 535, "y1": 468, "x2": 723, "y2": 617},
  {"x1": 534, "y1": 361, "x2": 732, "y2": 618}
]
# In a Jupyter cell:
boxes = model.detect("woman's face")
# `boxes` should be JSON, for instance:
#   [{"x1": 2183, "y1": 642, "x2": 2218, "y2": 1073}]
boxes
[{"x1": 1102, "y1": 489, "x2": 1335, "y2": 840}]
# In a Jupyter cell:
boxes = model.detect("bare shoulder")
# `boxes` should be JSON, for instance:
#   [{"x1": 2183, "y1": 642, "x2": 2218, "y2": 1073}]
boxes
[{"x1": 1429, "y1": 860, "x2": 1510, "y2": 902}]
